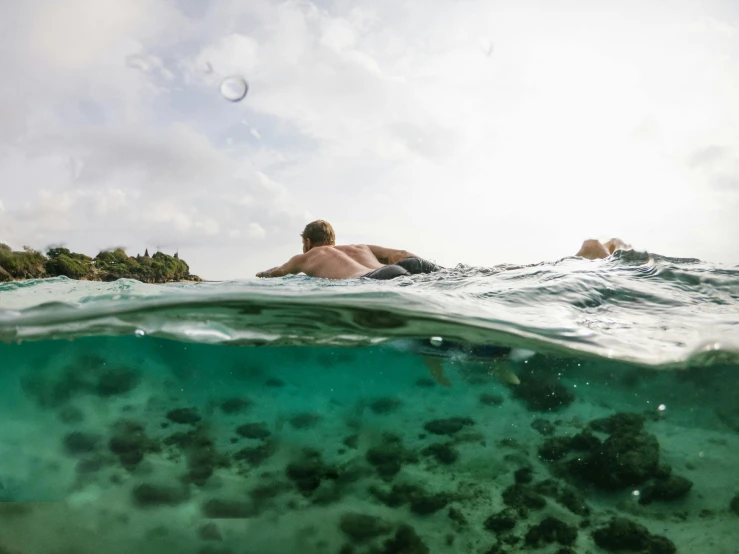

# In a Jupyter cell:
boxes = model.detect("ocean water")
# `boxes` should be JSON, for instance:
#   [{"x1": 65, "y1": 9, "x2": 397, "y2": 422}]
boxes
[{"x1": 0, "y1": 250, "x2": 738, "y2": 554}]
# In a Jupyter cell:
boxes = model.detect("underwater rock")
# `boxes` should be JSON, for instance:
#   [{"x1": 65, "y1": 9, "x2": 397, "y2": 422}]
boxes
[
  {"x1": 369, "y1": 483, "x2": 450, "y2": 515},
  {"x1": 235, "y1": 422, "x2": 271, "y2": 440},
  {"x1": 423, "y1": 417, "x2": 474, "y2": 435},
  {"x1": 409, "y1": 491, "x2": 451, "y2": 516},
  {"x1": 588, "y1": 412, "x2": 645, "y2": 434},
  {"x1": 286, "y1": 450, "x2": 339, "y2": 495},
  {"x1": 514, "y1": 467, "x2": 534, "y2": 484},
  {"x1": 202, "y1": 498, "x2": 257, "y2": 518},
  {"x1": 569, "y1": 429, "x2": 659, "y2": 490},
  {"x1": 556, "y1": 486, "x2": 590, "y2": 516},
  {"x1": 22, "y1": 360, "x2": 140, "y2": 407},
  {"x1": 731, "y1": 494, "x2": 739, "y2": 515},
  {"x1": 58, "y1": 405, "x2": 85, "y2": 424},
  {"x1": 369, "y1": 397, "x2": 402, "y2": 415},
  {"x1": 249, "y1": 481, "x2": 292, "y2": 503},
  {"x1": 484, "y1": 508, "x2": 520, "y2": 532},
  {"x1": 366, "y1": 435, "x2": 416, "y2": 478},
  {"x1": 415, "y1": 378, "x2": 436, "y2": 388},
  {"x1": 421, "y1": 442, "x2": 458, "y2": 465},
  {"x1": 186, "y1": 435, "x2": 231, "y2": 486},
  {"x1": 639, "y1": 475, "x2": 693, "y2": 504},
  {"x1": 480, "y1": 393, "x2": 505, "y2": 406},
  {"x1": 164, "y1": 426, "x2": 230, "y2": 485},
  {"x1": 592, "y1": 517, "x2": 676, "y2": 554},
  {"x1": 233, "y1": 441, "x2": 276, "y2": 467},
  {"x1": 108, "y1": 420, "x2": 160, "y2": 471},
  {"x1": 482, "y1": 545, "x2": 508, "y2": 554},
  {"x1": 76, "y1": 455, "x2": 111, "y2": 474},
  {"x1": 378, "y1": 524, "x2": 429, "y2": 554},
  {"x1": 289, "y1": 412, "x2": 322, "y2": 429},
  {"x1": 512, "y1": 376, "x2": 574, "y2": 412},
  {"x1": 531, "y1": 479, "x2": 590, "y2": 516},
  {"x1": 497, "y1": 438, "x2": 522, "y2": 449},
  {"x1": 95, "y1": 366, "x2": 141, "y2": 397},
  {"x1": 339, "y1": 513, "x2": 392, "y2": 542},
  {"x1": 219, "y1": 398, "x2": 252, "y2": 414},
  {"x1": 525, "y1": 516, "x2": 577, "y2": 548},
  {"x1": 63, "y1": 431, "x2": 101, "y2": 455},
  {"x1": 538, "y1": 437, "x2": 573, "y2": 461},
  {"x1": 343, "y1": 435, "x2": 359, "y2": 449},
  {"x1": 448, "y1": 507, "x2": 467, "y2": 527},
  {"x1": 264, "y1": 378, "x2": 285, "y2": 388},
  {"x1": 198, "y1": 522, "x2": 223, "y2": 541},
  {"x1": 569, "y1": 430, "x2": 601, "y2": 451},
  {"x1": 311, "y1": 480, "x2": 344, "y2": 506},
  {"x1": 532, "y1": 479, "x2": 560, "y2": 497},
  {"x1": 370, "y1": 483, "x2": 420, "y2": 508},
  {"x1": 502, "y1": 484, "x2": 547, "y2": 510},
  {"x1": 531, "y1": 419, "x2": 556, "y2": 436},
  {"x1": 166, "y1": 407, "x2": 202, "y2": 424},
  {"x1": 132, "y1": 483, "x2": 190, "y2": 507}
]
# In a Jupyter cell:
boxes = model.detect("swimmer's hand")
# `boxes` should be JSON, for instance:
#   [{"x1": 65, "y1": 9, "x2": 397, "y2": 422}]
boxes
[{"x1": 256, "y1": 266, "x2": 284, "y2": 278}]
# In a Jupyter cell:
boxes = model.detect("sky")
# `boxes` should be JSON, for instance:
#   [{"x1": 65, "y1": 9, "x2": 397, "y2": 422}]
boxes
[{"x1": 0, "y1": 0, "x2": 738, "y2": 280}]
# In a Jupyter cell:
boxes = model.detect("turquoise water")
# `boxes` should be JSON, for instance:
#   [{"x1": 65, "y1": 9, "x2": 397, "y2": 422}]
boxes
[{"x1": 0, "y1": 251, "x2": 738, "y2": 553}]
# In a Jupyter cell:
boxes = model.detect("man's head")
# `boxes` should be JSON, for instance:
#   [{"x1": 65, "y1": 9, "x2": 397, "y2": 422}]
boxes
[{"x1": 301, "y1": 220, "x2": 335, "y2": 252}]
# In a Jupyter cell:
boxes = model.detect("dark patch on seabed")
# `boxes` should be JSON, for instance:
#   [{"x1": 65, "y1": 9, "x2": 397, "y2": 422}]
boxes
[{"x1": 0, "y1": 336, "x2": 738, "y2": 554}]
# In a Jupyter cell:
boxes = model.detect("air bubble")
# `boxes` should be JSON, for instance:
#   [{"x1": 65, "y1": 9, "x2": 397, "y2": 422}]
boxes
[
  {"x1": 220, "y1": 77, "x2": 248, "y2": 102},
  {"x1": 429, "y1": 336, "x2": 443, "y2": 347},
  {"x1": 134, "y1": 329, "x2": 146, "y2": 337}
]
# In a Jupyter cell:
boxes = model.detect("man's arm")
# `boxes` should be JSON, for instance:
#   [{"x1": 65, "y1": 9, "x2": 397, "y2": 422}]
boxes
[
  {"x1": 367, "y1": 245, "x2": 416, "y2": 265},
  {"x1": 256, "y1": 254, "x2": 304, "y2": 278}
]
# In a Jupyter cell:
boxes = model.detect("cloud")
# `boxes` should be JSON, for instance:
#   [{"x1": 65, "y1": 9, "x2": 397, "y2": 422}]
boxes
[
  {"x1": 1, "y1": 0, "x2": 739, "y2": 277},
  {"x1": 689, "y1": 145, "x2": 729, "y2": 168}
]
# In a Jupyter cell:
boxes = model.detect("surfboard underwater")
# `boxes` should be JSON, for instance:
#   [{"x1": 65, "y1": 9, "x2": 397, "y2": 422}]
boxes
[{"x1": 390, "y1": 337, "x2": 535, "y2": 387}]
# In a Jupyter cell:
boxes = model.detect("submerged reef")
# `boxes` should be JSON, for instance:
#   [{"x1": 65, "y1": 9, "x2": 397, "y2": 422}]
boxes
[
  {"x1": 5, "y1": 336, "x2": 736, "y2": 554},
  {"x1": 0, "y1": 243, "x2": 200, "y2": 282},
  {"x1": 538, "y1": 412, "x2": 693, "y2": 501}
]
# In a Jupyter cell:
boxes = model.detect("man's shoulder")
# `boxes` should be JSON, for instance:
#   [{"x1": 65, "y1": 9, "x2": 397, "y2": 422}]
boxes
[
  {"x1": 335, "y1": 244, "x2": 370, "y2": 252},
  {"x1": 305, "y1": 246, "x2": 345, "y2": 258}
]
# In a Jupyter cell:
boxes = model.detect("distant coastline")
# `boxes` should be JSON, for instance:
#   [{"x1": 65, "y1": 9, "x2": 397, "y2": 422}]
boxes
[{"x1": 0, "y1": 244, "x2": 201, "y2": 284}]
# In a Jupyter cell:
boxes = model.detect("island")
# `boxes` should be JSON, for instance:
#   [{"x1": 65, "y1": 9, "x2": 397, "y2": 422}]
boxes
[{"x1": 0, "y1": 244, "x2": 201, "y2": 283}]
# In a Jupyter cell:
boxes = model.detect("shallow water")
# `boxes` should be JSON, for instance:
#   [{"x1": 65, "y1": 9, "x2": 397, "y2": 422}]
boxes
[{"x1": 0, "y1": 252, "x2": 738, "y2": 553}]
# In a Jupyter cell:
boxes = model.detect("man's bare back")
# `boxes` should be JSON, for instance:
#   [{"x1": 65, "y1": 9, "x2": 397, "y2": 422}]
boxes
[
  {"x1": 256, "y1": 243, "x2": 416, "y2": 279},
  {"x1": 293, "y1": 246, "x2": 380, "y2": 279},
  {"x1": 255, "y1": 220, "x2": 434, "y2": 280}
]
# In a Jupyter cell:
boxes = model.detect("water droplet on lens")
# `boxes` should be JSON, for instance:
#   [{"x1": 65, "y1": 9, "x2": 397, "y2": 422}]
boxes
[
  {"x1": 134, "y1": 329, "x2": 146, "y2": 337},
  {"x1": 220, "y1": 77, "x2": 248, "y2": 102},
  {"x1": 430, "y1": 336, "x2": 443, "y2": 347},
  {"x1": 479, "y1": 38, "x2": 494, "y2": 57}
]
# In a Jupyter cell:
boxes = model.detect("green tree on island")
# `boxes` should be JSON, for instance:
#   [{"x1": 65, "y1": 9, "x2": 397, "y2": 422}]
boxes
[{"x1": 0, "y1": 244, "x2": 200, "y2": 283}]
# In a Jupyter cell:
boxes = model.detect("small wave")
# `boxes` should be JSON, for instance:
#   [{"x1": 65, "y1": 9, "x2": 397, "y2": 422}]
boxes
[{"x1": 1, "y1": 253, "x2": 738, "y2": 369}]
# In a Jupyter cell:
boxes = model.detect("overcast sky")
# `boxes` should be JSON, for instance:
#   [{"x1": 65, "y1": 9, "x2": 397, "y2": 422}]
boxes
[{"x1": 1, "y1": 0, "x2": 738, "y2": 279}]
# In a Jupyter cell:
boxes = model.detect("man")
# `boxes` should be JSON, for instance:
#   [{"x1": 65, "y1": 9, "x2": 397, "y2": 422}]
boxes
[
  {"x1": 256, "y1": 220, "x2": 442, "y2": 280},
  {"x1": 575, "y1": 238, "x2": 631, "y2": 259}
]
